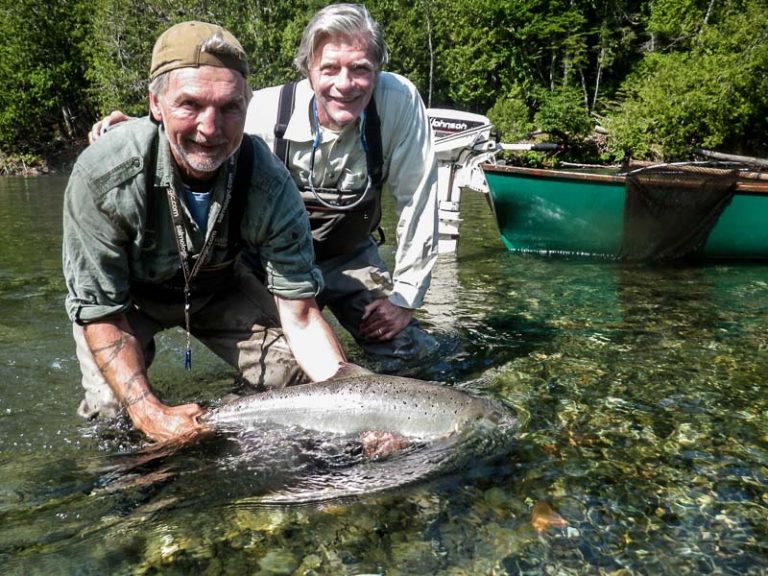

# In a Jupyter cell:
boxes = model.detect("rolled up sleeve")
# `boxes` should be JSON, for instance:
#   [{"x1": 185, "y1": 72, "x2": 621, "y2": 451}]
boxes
[
  {"x1": 62, "y1": 164, "x2": 134, "y2": 323},
  {"x1": 241, "y1": 146, "x2": 324, "y2": 300}
]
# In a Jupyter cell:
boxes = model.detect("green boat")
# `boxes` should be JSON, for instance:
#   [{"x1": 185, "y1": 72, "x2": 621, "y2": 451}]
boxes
[{"x1": 481, "y1": 162, "x2": 768, "y2": 261}]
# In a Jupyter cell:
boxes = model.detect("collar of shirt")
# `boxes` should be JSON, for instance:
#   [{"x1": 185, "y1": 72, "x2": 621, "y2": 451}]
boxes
[{"x1": 153, "y1": 124, "x2": 235, "y2": 241}]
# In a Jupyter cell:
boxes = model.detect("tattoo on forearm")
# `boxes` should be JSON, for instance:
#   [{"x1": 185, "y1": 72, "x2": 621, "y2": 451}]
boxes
[
  {"x1": 125, "y1": 389, "x2": 151, "y2": 406},
  {"x1": 123, "y1": 369, "x2": 149, "y2": 405},
  {"x1": 91, "y1": 334, "x2": 129, "y2": 370},
  {"x1": 87, "y1": 328, "x2": 150, "y2": 406}
]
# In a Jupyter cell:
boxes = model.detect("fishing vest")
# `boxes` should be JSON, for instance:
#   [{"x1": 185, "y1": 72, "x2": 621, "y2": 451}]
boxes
[{"x1": 273, "y1": 81, "x2": 385, "y2": 260}]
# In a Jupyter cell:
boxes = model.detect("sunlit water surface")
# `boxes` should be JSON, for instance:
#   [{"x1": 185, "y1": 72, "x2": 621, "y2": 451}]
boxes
[{"x1": 1, "y1": 176, "x2": 766, "y2": 575}]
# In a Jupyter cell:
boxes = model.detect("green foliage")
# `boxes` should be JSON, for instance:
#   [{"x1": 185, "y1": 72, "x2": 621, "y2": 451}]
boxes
[
  {"x1": 644, "y1": 0, "x2": 707, "y2": 44},
  {"x1": 237, "y1": 1, "x2": 319, "y2": 89},
  {"x1": 0, "y1": 0, "x2": 91, "y2": 153},
  {"x1": 0, "y1": 0, "x2": 765, "y2": 164},
  {"x1": 81, "y1": 0, "x2": 317, "y2": 117},
  {"x1": 533, "y1": 86, "x2": 593, "y2": 142},
  {"x1": 605, "y1": 2, "x2": 768, "y2": 160},
  {"x1": 429, "y1": 0, "x2": 509, "y2": 112},
  {"x1": 368, "y1": 0, "x2": 435, "y2": 100},
  {"x1": 81, "y1": 0, "x2": 157, "y2": 118},
  {"x1": 428, "y1": 0, "x2": 645, "y2": 115},
  {"x1": 486, "y1": 87, "x2": 533, "y2": 142}
]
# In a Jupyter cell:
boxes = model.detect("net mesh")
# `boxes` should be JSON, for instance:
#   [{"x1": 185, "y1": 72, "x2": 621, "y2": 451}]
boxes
[{"x1": 618, "y1": 165, "x2": 739, "y2": 261}]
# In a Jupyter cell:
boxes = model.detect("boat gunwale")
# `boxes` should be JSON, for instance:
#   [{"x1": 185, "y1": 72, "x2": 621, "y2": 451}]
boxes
[{"x1": 480, "y1": 162, "x2": 768, "y2": 195}]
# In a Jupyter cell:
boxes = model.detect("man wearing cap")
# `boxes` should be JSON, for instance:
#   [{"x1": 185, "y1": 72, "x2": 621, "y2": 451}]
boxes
[
  {"x1": 94, "y1": 4, "x2": 441, "y2": 372},
  {"x1": 63, "y1": 21, "x2": 346, "y2": 442}
]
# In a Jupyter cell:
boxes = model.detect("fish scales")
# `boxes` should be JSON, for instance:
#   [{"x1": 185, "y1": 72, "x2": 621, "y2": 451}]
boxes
[{"x1": 204, "y1": 374, "x2": 507, "y2": 440}]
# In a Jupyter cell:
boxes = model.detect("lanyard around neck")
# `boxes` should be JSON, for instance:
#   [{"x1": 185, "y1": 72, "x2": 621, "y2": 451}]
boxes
[
  {"x1": 165, "y1": 154, "x2": 237, "y2": 369},
  {"x1": 308, "y1": 97, "x2": 372, "y2": 211}
]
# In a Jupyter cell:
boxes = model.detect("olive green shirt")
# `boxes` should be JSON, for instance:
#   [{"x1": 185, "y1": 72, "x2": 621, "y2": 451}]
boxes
[{"x1": 63, "y1": 117, "x2": 321, "y2": 323}]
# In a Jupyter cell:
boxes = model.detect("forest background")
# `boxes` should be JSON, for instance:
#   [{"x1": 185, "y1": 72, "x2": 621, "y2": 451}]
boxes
[{"x1": 1, "y1": 0, "x2": 767, "y2": 174}]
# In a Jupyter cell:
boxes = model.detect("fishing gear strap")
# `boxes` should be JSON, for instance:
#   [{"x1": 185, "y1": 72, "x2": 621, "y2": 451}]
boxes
[
  {"x1": 273, "y1": 81, "x2": 385, "y2": 241},
  {"x1": 165, "y1": 136, "x2": 254, "y2": 369}
]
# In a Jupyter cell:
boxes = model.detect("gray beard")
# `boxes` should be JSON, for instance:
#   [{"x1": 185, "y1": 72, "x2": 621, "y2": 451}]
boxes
[{"x1": 170, "y1": 140, "x2": 228, "y2": 176}]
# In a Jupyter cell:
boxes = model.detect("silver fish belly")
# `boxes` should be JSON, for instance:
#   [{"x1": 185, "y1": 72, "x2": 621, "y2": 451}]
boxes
[{"x1": 203, "y1": 374, "x2": 512, "y2": 441}]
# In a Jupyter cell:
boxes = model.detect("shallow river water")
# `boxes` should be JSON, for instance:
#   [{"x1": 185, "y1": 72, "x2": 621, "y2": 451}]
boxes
[{"x1": 1, "y1": 175, "x2": 767, "y2": 575}]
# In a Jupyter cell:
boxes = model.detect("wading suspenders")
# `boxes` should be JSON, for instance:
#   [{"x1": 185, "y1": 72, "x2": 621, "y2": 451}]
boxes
[
  {"x1": 363, "y1": 97, "x2": 384, "y2": 190},
  {"x1": 272, "y1": 82, "x2": 385, "y2": 190},
  {"x1": 274, "y1": 82, "x2": 297, "y2": 166},
  {"x1": 227, "y1": 135, "x2": 254, "y2": 251}
]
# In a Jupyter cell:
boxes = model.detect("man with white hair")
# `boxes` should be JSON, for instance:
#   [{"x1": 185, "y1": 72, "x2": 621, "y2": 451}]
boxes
[{"x1": 247, "y1": 3, "x2": 440, "y2": 369}]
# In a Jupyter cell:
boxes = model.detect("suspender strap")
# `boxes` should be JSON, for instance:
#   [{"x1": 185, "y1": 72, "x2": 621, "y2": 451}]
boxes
[
  {"x1": 274, "y1": 81, "x2": 297, "y2": 165},
  {"x1": 362, "y1": 96, "x2": 385, "y2": 244},
  {"x1": 273, "y1": 80, "x2": 384, "y2": 188},
  {"x1": 363, "y1": 96, "x2": 384, "y2": 189},
  {"x1": 228, "y1": 134, "x2": 254, "y2": 252}
]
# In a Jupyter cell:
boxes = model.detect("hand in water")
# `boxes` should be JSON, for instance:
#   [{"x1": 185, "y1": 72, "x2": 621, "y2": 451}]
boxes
[{"x1": 359, "y1": 430, "x2": 411, "y2": 459}]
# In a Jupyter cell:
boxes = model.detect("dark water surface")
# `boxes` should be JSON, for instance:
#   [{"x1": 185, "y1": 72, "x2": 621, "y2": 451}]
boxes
[{"x1": 1, "y1": 176, "x2": 766, "y2": 575}]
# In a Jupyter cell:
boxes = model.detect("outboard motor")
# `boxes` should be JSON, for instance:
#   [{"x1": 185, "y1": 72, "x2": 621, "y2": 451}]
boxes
[{"x1": 427, "y1": 108, "x2": 498, "y2": 253}]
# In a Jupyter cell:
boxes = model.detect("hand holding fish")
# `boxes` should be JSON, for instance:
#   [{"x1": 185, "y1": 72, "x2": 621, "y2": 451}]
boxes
[
  {"x1": 128, "y1": 396, "x2": 209, "y2": 443},
  {"x1": 81, "y1": 317, "x2": 209, "y2": 443}
]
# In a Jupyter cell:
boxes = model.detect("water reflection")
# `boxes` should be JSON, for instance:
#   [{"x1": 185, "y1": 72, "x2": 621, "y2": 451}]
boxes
[{"x1": 1, "y1": 177, "x2": 767, "y2": 574}]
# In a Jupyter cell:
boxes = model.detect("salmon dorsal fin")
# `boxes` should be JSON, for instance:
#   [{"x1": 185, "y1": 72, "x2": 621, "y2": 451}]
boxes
[{"x1": 330, "y1": 362, "x2": 375, "y2": 381}]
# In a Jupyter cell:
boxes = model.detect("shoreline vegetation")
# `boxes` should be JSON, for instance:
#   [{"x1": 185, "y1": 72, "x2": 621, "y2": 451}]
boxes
[
  {"x1": 1, "y1": 1, "x2": 767, "y2": 177},
  {"x1": 0, "y1": 139, "x2": 87, "y2": 177}
]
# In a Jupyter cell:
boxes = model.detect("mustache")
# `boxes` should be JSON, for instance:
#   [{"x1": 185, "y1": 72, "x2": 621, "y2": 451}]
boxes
[{"x1": 187, "y1": 137, "x2": 228, "y2": 147}]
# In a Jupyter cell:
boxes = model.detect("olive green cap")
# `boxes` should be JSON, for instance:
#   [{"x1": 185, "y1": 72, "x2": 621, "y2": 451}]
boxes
[{"x1": 150, "y1": 21, "x2": 249, "y2": 80}]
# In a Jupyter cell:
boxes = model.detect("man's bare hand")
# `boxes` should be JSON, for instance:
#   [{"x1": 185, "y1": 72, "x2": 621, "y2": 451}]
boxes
[
  {"x1": 128, "y1": 396, "x2": 209, "y2": 443},
  {"x1": 89, "y1": 110, "x2": 132, "y2": 143},
  {"x1": 360, "y1": 298, "x2": 413, "y2": 341},
  {"x1": 360, "y1": 430, "x2": 411, "y2": 459}
]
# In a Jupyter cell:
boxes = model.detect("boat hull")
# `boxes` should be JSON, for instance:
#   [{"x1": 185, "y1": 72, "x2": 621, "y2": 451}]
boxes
[{"x1": 482, "y1": 164, "x2": 768, "y2": 260}]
